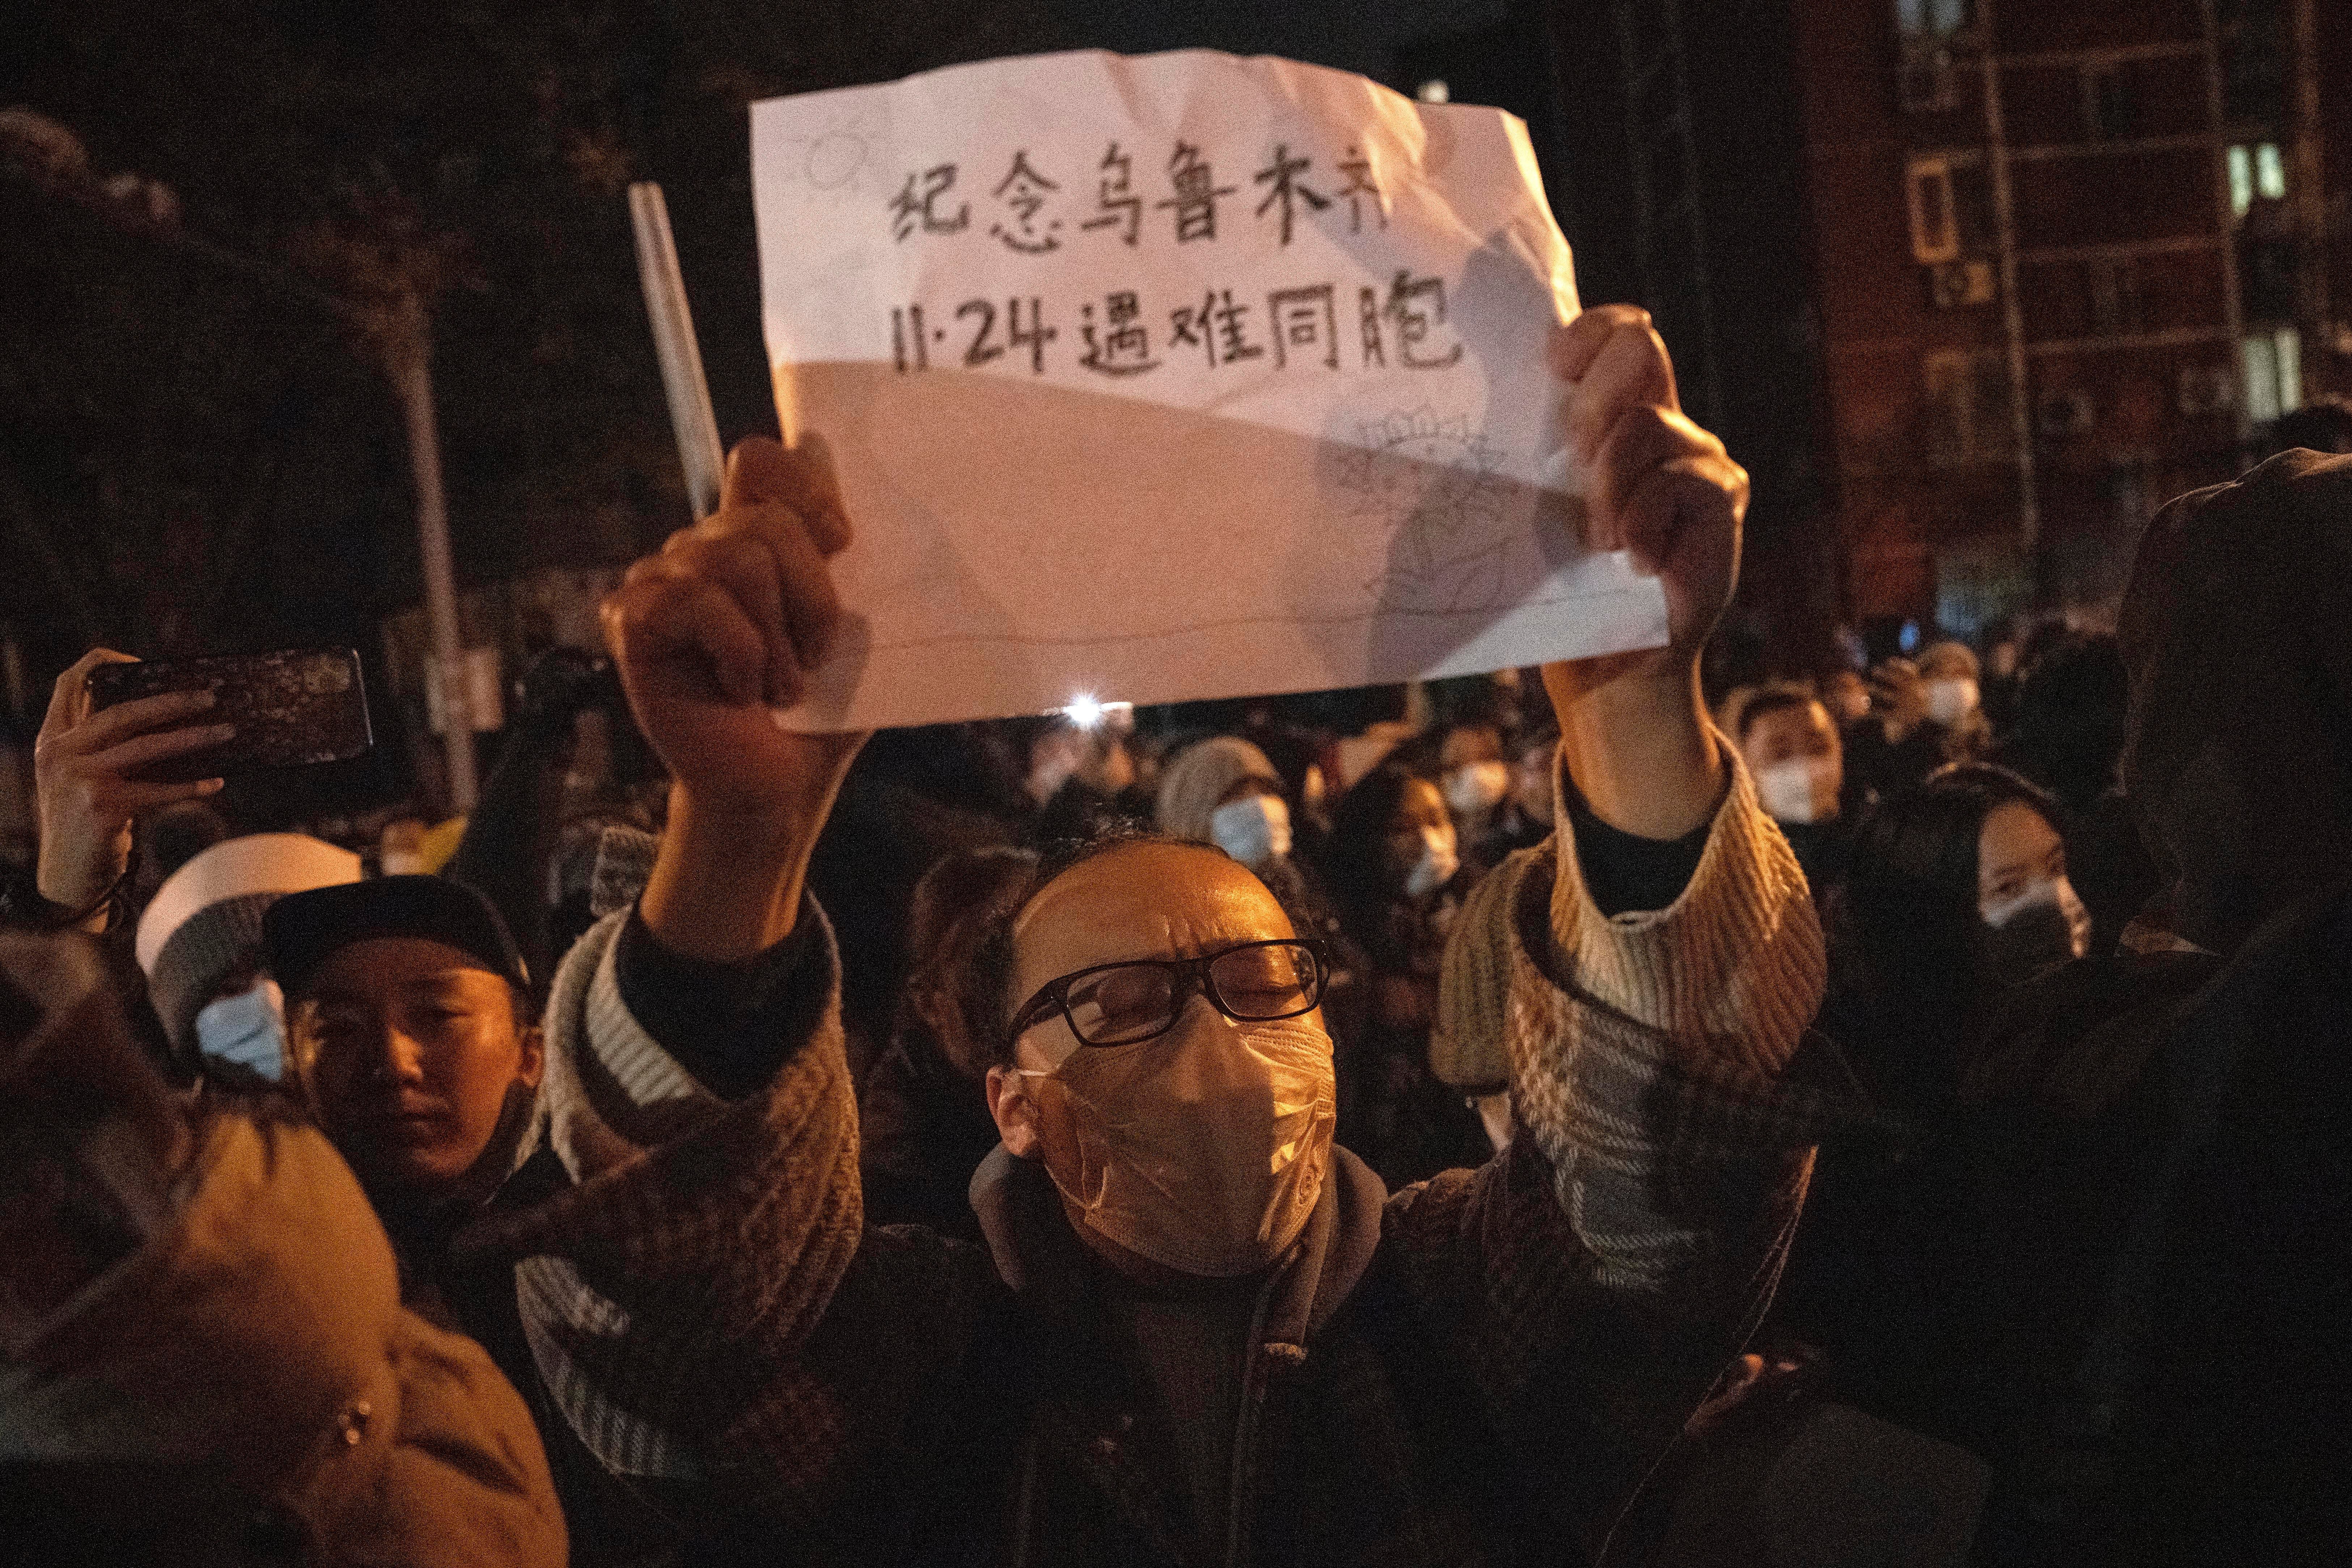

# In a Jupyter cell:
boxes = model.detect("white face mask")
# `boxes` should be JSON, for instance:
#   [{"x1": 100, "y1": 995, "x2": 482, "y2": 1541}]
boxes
[
  {"x1": 1403, "y1": 823, "x2": 1460, "y2": 897},
  {"x1": 1442, "y1": 760, "x2": 1509, "y2": 817},
  {"x1": 1755, "y1": 756, "x2": 1843, "y2": 826},
  {"x1": 1925, "y1": 677, "x2": 1980, "y2": 728},
  {"x1": 1209, "y1": 793, "x2": 1291, "y2": 867},
  {"x1": 193, "y1": 977, "x2": 286, "y2": 1081}
]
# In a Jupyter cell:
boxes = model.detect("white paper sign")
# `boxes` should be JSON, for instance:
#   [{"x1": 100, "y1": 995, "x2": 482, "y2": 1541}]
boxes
[{"x1": 751, "y1": 48, "x2": 1667, "y2": 730}]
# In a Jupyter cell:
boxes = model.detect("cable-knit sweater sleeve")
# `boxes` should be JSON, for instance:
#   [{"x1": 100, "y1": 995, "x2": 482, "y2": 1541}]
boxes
[
  {"x1": 1511, "y1": 734, "x2": 1831, "y2": 1292},
  {"x1": 454, "y1": 901, "x2": 1011, "y2": 1541},
  {"x1": 1387, "y1": 734, "x2": 1854, "y2": 1490}
]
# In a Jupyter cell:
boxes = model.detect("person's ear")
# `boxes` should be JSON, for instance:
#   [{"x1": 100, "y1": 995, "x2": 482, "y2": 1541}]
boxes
[
  {"x1": 984, "y1": 1063, "x2": 1041, "y2": 1158},
  {"x1": 513, "y1": 1020, "x2": 547, "y2": 1092}
]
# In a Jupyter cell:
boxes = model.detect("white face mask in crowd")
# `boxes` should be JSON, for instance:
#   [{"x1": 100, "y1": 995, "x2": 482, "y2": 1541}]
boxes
[
  {"x1": 1925, "y1": 677, "x2": 1981, "y2": 728},
  {"x1": 1754, "y1": 756, "x2": 1843, "y2": 826},
  {"x1": 193, "y1": 976, "x2": 287, "y2": 1081},
  {"x1": 1979, "y1": 876, "x2": 2093, "y2": 986},
  {"x1": 1403, "y1": 823, "x2": 1460, "y2": 897},
  {"x1": 1012, "y1": 1015, "x2": 1338, "y2": 1277},
  {"x1": 1442, "y1": 761, "x2": 1509, "y2": 818},
  {"x1": 1209, "y1": 793, "x2": 1291, "y2": 867}
]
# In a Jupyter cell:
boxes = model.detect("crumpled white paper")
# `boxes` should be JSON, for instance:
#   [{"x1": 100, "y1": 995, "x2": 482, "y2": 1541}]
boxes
[{"x1": 751, "y1": 48, "x2": 1667, "y2": 730}]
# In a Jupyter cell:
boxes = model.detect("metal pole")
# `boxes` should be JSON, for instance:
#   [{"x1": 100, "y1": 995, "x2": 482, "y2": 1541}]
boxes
[
  {"x1": 2197, "y1": 0, "x2": 2250, "y2": 446},
  {"x1": 385, "y1": 298, "x2": 478, "y2": 812},
  {"x1": 2288, "y1": 0, "x2": 2328, "y2": 381},
  {"x1": 1976, "y1": 3, "x2": 2040, "y2": 553}
]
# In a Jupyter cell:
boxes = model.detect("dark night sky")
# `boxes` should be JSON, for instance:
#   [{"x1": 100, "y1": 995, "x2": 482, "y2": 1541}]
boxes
[{"x1": 2, "y1": 0, "x2": 1540, "y2": 680}]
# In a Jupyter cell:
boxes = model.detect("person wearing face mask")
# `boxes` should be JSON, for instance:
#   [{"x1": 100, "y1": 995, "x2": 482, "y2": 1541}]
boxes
[
  {"x1": 1155, "y1": 735, "x2": 1367, "y2": 1051},
  {"x1": 1771, "y1": 766, "x2": 2094, "y2": 1492},
  {"x1": 1314, "y1": 762, "x2": 1483, "y2": 1184},
  {"x1": 1472, "y1": 724, "x2": 1559, "y2": 865},
  {"x1": 1437, "y1": 722, "x2": 1511, "y2": 869},
  {"x1": 1927, "y1": 449, "x2": 2352, "y2": 1562},
  {"x1": 131, "y1": 832, "x2": 363, "y2": 1083},
  {"x1": 523, "y1": 307, "x2": 1858, "y2": 1565},
  {"x1": 1735, "y1": 686, "x2": 1850, "y2": 899},
  {"x1": 1844, "y1": 643, "x2": 1992, "y2": 808},
  {"x1": 1812, "y1": 764, "x2": 2089, "y2": 1131},
  {"x1": 1157, "y1": 736, "x2": 1296, "y2": 872}
]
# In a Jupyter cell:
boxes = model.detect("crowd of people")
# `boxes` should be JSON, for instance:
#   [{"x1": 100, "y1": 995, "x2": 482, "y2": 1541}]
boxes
[{"x1": 2, "y1": 306, "x2": 2346, "y2": 1567}]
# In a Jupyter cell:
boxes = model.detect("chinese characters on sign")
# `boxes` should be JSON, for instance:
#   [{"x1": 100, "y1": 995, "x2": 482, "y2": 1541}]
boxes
[
  {"x1": 881, "y1": 136, "x2": 1431, "y2": 377},
  {"x1": 890, "y1": 272, "x2": 1457, "y2": 377},
  {"x1": 891, "y1": 139, "x2": 1382, "y2": 253},
  {"x1": 749, "y1": 48, "x2": 1661, "y2": 732}
]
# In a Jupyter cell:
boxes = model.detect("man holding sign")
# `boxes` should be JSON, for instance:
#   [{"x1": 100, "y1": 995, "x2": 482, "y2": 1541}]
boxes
[
  {"x1": 477, "y1": 51, "x2": 1848, "y2": 1567},
  {"x1": 501, "y1": 288, "x2": 1842, "y2": 1562}
]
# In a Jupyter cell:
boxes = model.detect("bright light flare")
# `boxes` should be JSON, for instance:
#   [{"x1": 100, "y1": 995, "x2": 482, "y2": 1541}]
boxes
[{"x1": 1059, "y1": 693, "x2": 1132, "y2": 732}]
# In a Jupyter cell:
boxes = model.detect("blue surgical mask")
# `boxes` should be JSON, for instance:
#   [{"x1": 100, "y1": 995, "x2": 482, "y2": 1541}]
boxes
[{"x1": 194, "y1": 978, "x2": 285, "y2": 1081}]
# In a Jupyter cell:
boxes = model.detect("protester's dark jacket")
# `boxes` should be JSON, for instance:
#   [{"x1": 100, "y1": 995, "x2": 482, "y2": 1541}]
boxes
[
  {"x1": 1943, "y1": 888, "x2": 2351, "y2": 1566},
  {"x1": 1781, "y1": 889, "x2": 2352, "y2": 1567},
  {"x1": 454, "y1": 752, "x2": 1843, "y2": 1566},
  {"x1": 1776, "y1": 819, "x2": 1849, "y2": 908},
  {"x1": 1843, "y1": 720, "x2": 1975, "y2": 807}
]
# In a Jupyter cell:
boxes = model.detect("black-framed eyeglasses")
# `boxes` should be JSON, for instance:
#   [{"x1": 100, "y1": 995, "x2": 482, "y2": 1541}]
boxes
[{"x1": 1006, "y1": 939, "x2": 1328, "y2": 1049}]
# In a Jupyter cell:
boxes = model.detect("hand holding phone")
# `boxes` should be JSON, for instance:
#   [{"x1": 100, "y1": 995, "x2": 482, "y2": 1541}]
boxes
[
  {"x1": 33, "y1": 650, "x2": 235, "y2": 917},
  {"x1": 81, "y1": 648, "x2": 372, "y2": 781}
]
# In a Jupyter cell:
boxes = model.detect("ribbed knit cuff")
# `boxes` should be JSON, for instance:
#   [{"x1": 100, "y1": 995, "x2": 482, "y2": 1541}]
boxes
[{"x1": 1545, "y1": 729, "x2": 1825, "y2": 1079}]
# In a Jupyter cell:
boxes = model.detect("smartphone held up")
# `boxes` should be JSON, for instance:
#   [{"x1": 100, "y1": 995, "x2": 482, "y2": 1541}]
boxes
[{"x1": 83, "y1": 649, "x2": 374, "y2": 783}]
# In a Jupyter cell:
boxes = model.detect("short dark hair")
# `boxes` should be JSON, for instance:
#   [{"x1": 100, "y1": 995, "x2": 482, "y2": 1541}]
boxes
[{"x1": 962, "y1": 828, "x2": 1229, "y2": 1070}]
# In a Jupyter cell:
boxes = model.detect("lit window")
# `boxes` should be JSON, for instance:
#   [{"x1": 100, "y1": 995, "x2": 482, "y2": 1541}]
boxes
[
  {"x1": 2228, "y1": 144, "x2": 2253, "y2": 217},
  {"x1": 1906, "y1": 156, "x2": 1959, "y2": 263},
  {"x1": 2242, "y1": 327, "x2": 2304, "y2": 424},
  {"x1": 1896, "y1": 0, "x2": 1968, "y2": 38},
  {"x1": 2255, "y1": 141, "x2": 2286, "y2": 199}
]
